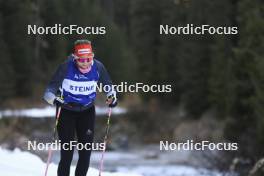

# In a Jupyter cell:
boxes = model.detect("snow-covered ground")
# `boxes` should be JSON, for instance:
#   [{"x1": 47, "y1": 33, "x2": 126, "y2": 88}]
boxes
[
  {"x1": 0, "y1": 107, "x2": 229, "y2": 176},
  {"x1": 90, "y1": 151, "x2": 224, "y2": 176},
  {"x1": 117, "y1": 166, "x2": 223, "y2": 176},
  {"x1": 0, "y1": 106, "x2": 126, "y2": 118},
  {"x1": 0, "y1": 147, "x2": 225, "y2": 176},
  {"x1": 0, "y1": 147, "x2": 141, "y2": 176}
]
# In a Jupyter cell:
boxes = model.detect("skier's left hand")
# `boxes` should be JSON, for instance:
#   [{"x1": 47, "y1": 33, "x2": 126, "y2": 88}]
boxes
[{"x1": 106, "y1": 92, "x2": 117, "y2": 108}]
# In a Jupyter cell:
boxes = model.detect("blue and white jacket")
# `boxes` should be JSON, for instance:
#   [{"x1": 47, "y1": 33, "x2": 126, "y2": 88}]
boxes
[{"x1": 43, "y1": 55, "x2": 116, "y2": 111}]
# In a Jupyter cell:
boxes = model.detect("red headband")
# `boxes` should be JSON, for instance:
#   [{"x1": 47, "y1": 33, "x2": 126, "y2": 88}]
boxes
[{"x1": 74, "y1": 43, "x2": 93, "y2": 58}]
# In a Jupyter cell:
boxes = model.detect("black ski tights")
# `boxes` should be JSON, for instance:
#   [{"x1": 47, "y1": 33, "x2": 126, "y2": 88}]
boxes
[{"x1": 57, "y1": 106, "x2": 95, "y2": 176}]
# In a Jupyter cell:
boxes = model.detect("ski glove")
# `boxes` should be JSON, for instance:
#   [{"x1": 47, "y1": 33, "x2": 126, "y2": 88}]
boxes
[
  {"x1": 53, "y1": 97, "x2": 65, "y2": 107},
  {"x1": 106, "y1": 92, "x2": 117, "y2": 108}
]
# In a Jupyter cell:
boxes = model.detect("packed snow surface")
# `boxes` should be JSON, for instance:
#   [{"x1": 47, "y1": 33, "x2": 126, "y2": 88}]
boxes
[
  {"x1": 0, "y1": 147, "x2": 224, "y2": 176},
  {"x1": 0, "y1": 147, "x2": 141, "y2": 176}
]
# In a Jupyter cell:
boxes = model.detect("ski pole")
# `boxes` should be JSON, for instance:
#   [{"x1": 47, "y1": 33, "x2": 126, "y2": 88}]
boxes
[
  {"x1": 44, "y1": 106, "x2": 61, "y2": 176},
  {"x1": 98, "y1": 107, "x2": 112, "y2": 176}
]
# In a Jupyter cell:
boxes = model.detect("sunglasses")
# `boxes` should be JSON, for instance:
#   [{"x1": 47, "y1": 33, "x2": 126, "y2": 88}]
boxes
[{"x1": 76, "y1": 57, "x2": 93, "y2": 63}]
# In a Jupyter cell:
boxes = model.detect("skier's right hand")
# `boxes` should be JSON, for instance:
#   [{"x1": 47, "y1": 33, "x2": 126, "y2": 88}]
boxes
[
  {"x1": 106, "y1": 94, "x2": 118, "y2": 108},
  {"x1": 53, "y1": 97, "x2": 65, "y2": 106}
]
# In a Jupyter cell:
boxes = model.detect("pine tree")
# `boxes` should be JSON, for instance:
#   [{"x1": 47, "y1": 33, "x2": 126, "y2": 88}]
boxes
[
  {"x1": 228, "y1": 0, "x2": 264, "y2": 156},
  {"x1": 1, "y1": 0, "x2": 35, "y2": 96},
  {"x1": 0, "y1": 13, "x2": 15, "y2": 103}
]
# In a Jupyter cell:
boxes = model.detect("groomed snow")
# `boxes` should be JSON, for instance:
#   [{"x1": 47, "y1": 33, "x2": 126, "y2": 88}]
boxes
[
  {"x1": 0, "y1": 106, "x2": 127, "y2": 118},
  {"x1": 0, "y1": 147, "x2": 141, "y2": 176},
  {"x1": 117, "y1": 166, "x2": 223, "y2": 176},
  {"x1": 0, "y1": 147, "x2": 225, "y2": 176}
]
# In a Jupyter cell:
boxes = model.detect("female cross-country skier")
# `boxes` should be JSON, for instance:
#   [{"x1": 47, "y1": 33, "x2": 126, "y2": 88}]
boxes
[{"x1": 43, "y1": 39, "x2": 117, "y2": 176}]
